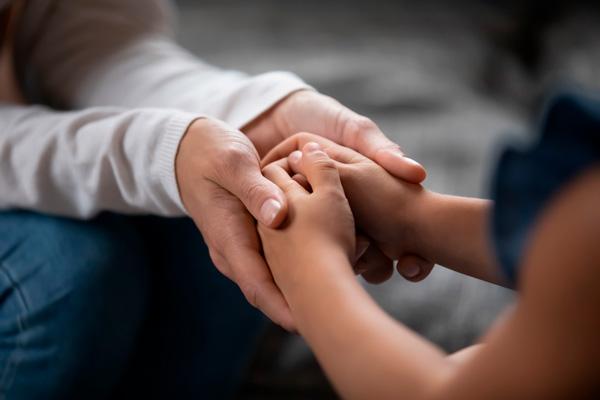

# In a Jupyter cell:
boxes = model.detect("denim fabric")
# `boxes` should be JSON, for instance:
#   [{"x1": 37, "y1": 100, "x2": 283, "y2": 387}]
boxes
[
  {"x1": 491, "y1": 92, "x2": 600, "y2": 285},
  {"x1": 0, "y1": 212, "x2": 265, "y2": 399}
]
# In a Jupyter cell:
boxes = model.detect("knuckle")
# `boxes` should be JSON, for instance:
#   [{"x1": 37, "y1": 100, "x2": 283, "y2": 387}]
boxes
[
  {"x1": 289, "y1": 132, "x2": 309, "y2": 141},
  {"x1": 343, "y1": 116, "x2": 376, "y2": 139},
  {"x1": 262, "y1": 163, "x2": 278, "y2": 178},
  {"x1": 239, "y1": 275, "x2": 276, "y2": 313},
  {"x1": 337, "y1": 112, "x2": 378, "y2": 148},
  {"x1": 208, "y1": 247, "x2": 229, "y2": 276},
  {"x1": 353, "y1": 116, "x2": 378, "y2": 132},
  {"x1": 279, "y1": 320, "x2": 295, "y2": 332},
  {"x1": 221, "y1": 142, "x2": 256, "y2": 168},
  {"x1": 239, "y1": 281, "x2": 259, "y2": 308},
  {"x1": 296, "y1": 131, "x2": 318, "y2": 143},
  {"x1": 375, "y1": 142, "x2": 403, "y2": 155},
  {"x1": 241, "y1": 181, "x2": 269, "y2": 206},
  {"x1": 208, "y1": 247, "x2": 221, "y2": 263},
  {"x1": 213, "y1": 143, "x2": 261, "y2": 187},
  {"x1": 320, "y1": 185, "x2": 346, "y2": 201},
  {"x1": 310, "y1": 154, "x2": 337, "y2": 170}
]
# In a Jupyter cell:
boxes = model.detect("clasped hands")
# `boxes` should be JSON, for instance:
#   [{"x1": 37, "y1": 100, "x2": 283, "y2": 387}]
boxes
[
  {"x1": 258, "y1": 133, "x2": 435, "y2": 313},
  {"x1": 176, "y1": 90, "x2": 432, "y2": 330}
]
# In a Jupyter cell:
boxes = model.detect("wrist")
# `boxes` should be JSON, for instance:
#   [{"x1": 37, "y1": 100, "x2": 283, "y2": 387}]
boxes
[
  {"x1": 280, "y1": 244, "x2": 354, "y2": 305},
  {"x1": 160, "y1": 114, "x2": 206, "y2": 214},
  {"x1": 397, "y1": 189, "x2": 440, "y2": 260}
]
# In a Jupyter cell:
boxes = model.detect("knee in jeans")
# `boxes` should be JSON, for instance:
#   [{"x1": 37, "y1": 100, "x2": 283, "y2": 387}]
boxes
[
  {"x1": 0, "y1": 212, "x2": 150, "y2": 397},
  {"x1": 6, "y1": 213, "x2": 150, "y2": 311}
]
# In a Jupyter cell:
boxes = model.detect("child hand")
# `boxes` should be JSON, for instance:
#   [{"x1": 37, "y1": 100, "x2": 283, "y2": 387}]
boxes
[
  {"x1": 262, "y1": 133, "x2": 435, "y2": 282},
  {"x1": 258, "y1": 142, "x2": 356, "y2": 298}
]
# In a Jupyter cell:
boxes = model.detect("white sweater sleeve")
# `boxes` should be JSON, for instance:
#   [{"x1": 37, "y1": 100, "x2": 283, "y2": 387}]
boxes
[
  {"x1": 2, "y1": 0, "x2": 310, "y2": 218},
  {"x1": 0, "y1": 104, "x2": 198, "y2": 218},
  {"x1": 18, "y1": 0, "x2": 310, "y2": 129}
]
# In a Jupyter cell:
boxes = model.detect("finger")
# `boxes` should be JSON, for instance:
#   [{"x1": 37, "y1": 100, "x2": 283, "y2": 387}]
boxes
[
  {"x1": 262, "y1": 159, "x2": 307, "y2": 196},
  {"x1": 266, "y1": 91, "x2": 426, "y2": 182},
  {"x1": 317, "y1": 107, "x2": 427, "y2": 183},
  {"x1": 288, "y1": 150, "x2": 303, "y2": 171},
  {"x1": 288, "y1": 149, "x2": 348, "y2": 180},
  {"x1": 202, "y1": 193, "x2": 296, "y2": 331},
  {"x1": 233, "y1": 247, "x2": 296, "y2": 331},
  {"x1": 356, "y1": 245, "x2": 394, "y2": 284},
  {"x1": 353, "y1": 235, "x2": 371, "y2": 265},
  {"x1": 374, "y1": 149, "x2": 427, "y2": 184},
  {"x1": 291, "y1": 173, "x2": 310, "y2": 191},
  {"x1": 346, "y1": 119, "x2": 427, "y2": 184},
  {"x1": 300, "y1": 142, "x2": 343, "y2": 192},
  {"x1": 396, "y1": 255, "x2": 435, "y2": 282},
  {"x1": 217, "y1": 146, "x2": 288, "y2": 228},
  {"x1": 262, "y1": 132, "x2": 363, "y2": 168}
]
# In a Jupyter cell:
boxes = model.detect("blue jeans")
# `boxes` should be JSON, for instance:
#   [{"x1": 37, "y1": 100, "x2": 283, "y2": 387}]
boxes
[{"x1": 0, "y1": 211, "x2": 265, "y2": 399}]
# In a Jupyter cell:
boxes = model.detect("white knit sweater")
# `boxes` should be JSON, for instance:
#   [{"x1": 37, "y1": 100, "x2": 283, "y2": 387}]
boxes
[{"x1": 0, "y1": 0, "x2": 308, "y2": 217}]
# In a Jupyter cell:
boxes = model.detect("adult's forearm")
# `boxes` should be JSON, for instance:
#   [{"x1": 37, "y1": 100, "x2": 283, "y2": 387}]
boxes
[
  {"x1": 0, "y1": 105, "x2": 198, "y2": 217},
  {"x1": 19, "y1": 0, "x2": 309, "y2": 129},
  {"x1": 68, "y1": 37, "x2": 309, "y2": 129}
]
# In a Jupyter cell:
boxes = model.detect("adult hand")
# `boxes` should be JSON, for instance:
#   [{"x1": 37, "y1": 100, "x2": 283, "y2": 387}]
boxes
[
  {"x1": 176, "y1": 118, "x2": 295, "y2": 329},
  {"x1": 175, "y1": 118, "x2": 373, "y2": 331},
  {"x1": 245, "y1": 90, "x2": 430, "y2": 282},
  {"x1": 244, "y1": 90, "x2": 427, "y2": 183},
  {"x1": 262, "y1": 132, "x2": 436, "y2": 283}
]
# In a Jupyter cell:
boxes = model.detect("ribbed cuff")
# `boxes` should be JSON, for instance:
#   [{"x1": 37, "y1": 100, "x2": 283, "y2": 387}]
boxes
[
  {"x1": 227, "y1": 71, "x2": 314, "y2": 129},
  {"x1": 155, "y1": 112, "x2": 203, "y2": 214}
]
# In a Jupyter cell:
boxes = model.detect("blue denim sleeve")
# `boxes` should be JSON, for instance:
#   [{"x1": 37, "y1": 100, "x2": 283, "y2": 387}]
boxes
[{"x1": 491, "y1": 91, "x2": 600, "y2": 285}]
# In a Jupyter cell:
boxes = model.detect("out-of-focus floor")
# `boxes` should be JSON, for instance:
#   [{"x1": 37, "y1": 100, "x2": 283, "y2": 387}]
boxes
[{"x1": 174, "y1": 1, "x2": 600, "y2": 398}]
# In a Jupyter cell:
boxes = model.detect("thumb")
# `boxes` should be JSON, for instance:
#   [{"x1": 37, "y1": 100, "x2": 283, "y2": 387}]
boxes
[
  {"x1": 217, "y1": 152, "x2": 288, "y2": 228},
  {"x1": 347, "y1": 120, "x2": 426, "y2": 183},
  {"x1": 335, "y1": 112, "x2": 426, "y2": 183},
  {"x1": 300, "y1": 142, "x2": 343, "y2": 192},
  {"x1": 237, "y1": 172, "x2": 288, "y2": 228}
]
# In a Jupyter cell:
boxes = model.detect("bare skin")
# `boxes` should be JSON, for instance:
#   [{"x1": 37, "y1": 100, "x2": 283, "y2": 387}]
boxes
[
  {"x1": 1, "y1": 3, "x2": 427, "y2": 329},
  {"x1": 262, "y1": 133, "x2": 488, "y2": 283},
  {"x1": 259, "y1": 139, "x2": 600, "y2": 399}
]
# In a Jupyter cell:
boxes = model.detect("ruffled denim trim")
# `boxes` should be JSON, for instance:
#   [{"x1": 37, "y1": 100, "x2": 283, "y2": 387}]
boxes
[{"x1": 491, "y1": 91, "x2": 600, "y2": 285}]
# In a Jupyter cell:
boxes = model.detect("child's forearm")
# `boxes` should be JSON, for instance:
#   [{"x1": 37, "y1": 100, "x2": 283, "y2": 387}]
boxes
[
  {"x1": 287, "y1": 250, "x2": 454, "y2": 399},
  {"x1": 411, "y1": 192, "x2": 506, "y2": 285},
  {"x1": 284, "y1": 168, "x2": 600, "y2": 399}
]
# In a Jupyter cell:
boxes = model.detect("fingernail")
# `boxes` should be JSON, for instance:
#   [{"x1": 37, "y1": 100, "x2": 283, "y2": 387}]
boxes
[
  {"x1": 289, "y1": 150, "x2": 302, "y2": 165},
  {"x1": 402, "y1": 264, "x2": 420, "y2": 278},
  {"x1": 386, "y1": 151, "x2": 423, "y2": 168},
  {"x1": 260, "y1": 199, "x2": 282, "y2": 226},
  {"x1": 304, "y1": 142, "x2": 320, "y2": 153},
  {"x1": 403, "y1": 157, "x2": 423, "y2": 168}
]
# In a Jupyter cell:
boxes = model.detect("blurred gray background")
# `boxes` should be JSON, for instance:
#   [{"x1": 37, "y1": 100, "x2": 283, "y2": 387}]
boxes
[{"x1": 174, "y1": 1, "x2": 600, "y2": 398}]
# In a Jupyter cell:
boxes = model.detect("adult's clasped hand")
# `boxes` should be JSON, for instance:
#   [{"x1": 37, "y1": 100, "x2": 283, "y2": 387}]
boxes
[{"x1": 175, "y1": 90, "x2": 431, "y2": 331}]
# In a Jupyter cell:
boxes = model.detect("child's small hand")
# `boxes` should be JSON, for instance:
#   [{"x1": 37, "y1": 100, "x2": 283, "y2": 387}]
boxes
[
  {"x1": 258, "y1": 142, "x2": 356, "y2": 297},
  {"x1": 262, "y1": 133, "x2": 435, "y2": 282}
]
